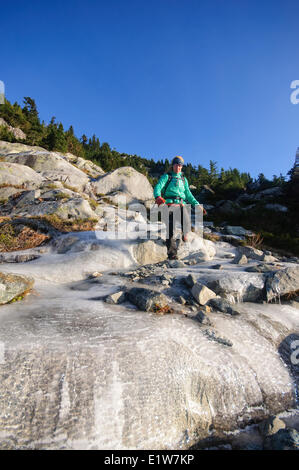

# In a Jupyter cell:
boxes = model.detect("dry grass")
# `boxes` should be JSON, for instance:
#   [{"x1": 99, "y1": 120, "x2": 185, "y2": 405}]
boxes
[
  {"x1": 88, "y1": 198, "x2": 98, "y2": 210},
  {"x1": 245, "y1": 232, "x2": 264, "y2": 249},
  {"x1": 153, "y1": 303, "x2": 174, "y2": 315},
  {"x1": 203, "y1": 232, "x2": 221, "y2": 242},
  {"x1": 61, "y1": 182, "x2": 80, "y2": 193},
  {"x1": 0, "y1": 183, "x2": 27, "y2": 189},
  {"x1": 0, "y1": 222, "x2": 50, "y2": 252},
  {"x1": 42, "y1": 214, "x2": 98, "y2": 232}
]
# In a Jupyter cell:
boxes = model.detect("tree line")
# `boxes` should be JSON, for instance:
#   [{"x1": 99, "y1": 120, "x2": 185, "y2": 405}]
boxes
[{"x1": 0, "y1": 97, "x2": 291, "y2": 197}]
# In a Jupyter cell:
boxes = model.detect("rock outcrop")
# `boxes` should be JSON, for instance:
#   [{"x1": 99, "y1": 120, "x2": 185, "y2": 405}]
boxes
[
  {"x1": 0, "y1": 272, "x2": 34, "y2": 304},
  {"x1": 91, "y1": 166, "x2": 154, "y2": 206}
]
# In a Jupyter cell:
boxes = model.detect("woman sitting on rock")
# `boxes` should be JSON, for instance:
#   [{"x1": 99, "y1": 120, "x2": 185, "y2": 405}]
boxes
[{"x1": 154, "y1": 156, "x2": 206, "y2": 260}]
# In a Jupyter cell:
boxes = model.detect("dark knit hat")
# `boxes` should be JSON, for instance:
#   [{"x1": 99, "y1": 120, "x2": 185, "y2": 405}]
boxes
[{"x1": 172, "y1": 155, "x2": 184, "y2": 165}]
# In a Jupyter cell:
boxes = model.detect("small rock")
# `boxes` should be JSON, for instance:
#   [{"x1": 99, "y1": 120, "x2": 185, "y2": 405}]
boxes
[
  {"x1": 223, "y1": 253, "x2": 235, "y2": 259},
  {"x1": 105, "y1": 291, "x2": 126, "y2": 304},
  {"x1": 258, "y1": 416, "x2": 286, "y2": 437},
  {"x1": 168, "y1": 260, "x2": 186, "y2": 268},
  {"x1": 127, "y1": 287, "x2": 170, "y2": 312},
  {"x1": 0, "y1": 272, "x2": 34, "y2": 305},
  {"x1": 191, "y1": 283, "x2": 217, "y2": 305},
  {"x1": 89, "y1": 272, "x2": 103, "y2": 278},
  {"x1": 212, "y1": 264, "x2": 224, "y2": 270},
  {"x1": 194, "y1": 310, "x2": 212, "y2": 325},
  {"x1": 262, "y1": 254, "x2": 278, "y2": 263},
  {"x1": 184, "y1": 274, "x2": 198, "y2": 288},
  {"x1": 233, "y1": 253, "x2": 248, "y2": 265},
  {"x1": 207, "y1": 297, "x2": 240, "y2": 315},
  {"x1": 178, "y1": 296, "x2": 187, "y2": 305}
]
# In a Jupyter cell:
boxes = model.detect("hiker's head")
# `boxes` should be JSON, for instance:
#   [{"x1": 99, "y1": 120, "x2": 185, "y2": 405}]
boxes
[{"x1": 171, "y1": 156, "x2": 184, "y2": 173}]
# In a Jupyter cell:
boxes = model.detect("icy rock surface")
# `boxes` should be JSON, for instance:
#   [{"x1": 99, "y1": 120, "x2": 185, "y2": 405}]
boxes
[{"x1": 0, "y1": 233, "x2": 298, "y2": 449}]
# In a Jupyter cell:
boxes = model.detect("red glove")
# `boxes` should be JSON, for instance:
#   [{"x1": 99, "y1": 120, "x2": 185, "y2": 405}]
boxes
[
  {"x1": 155, "y1": 196, "x2": 166, "y2": 206},
  {"x1": 203, "y1": 207, "x2": 207, "y2": 216}
]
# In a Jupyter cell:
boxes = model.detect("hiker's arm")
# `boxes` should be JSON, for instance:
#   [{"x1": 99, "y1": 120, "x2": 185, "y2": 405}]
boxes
[
  {"x1": 184, "y1": 178, "x2": 200, "y2": 206},
  {"x1": 184, "y1": 179, "x2": 207, "y2": 214},
  {"x1": 154, "y1": 174, "x2": 169, "y2": 198}
]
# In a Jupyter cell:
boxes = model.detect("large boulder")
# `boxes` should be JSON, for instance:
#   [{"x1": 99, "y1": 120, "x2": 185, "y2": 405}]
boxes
[
  {"x1": 0, "y1": 162, "x2": 44, "y2": 188},
  {"x1": 0, "y1": 119, "x2": 26, "y2": 140},
  {"x1": 203, "y1": 272, "x2": 266, "y2": 303},
  {"x1": 2, "y1": 150, "x2": 89, "y2": 191},
  {"x1": 63, "y1": 153, "x2": 105, "y2": 179},
  {"x1": 266, "y1": 266, "x2": 299, "y2": 302},
  {"x1": 224, "y1": 226, "x2": 254, "y2": 236},
  {"x1": 0, "y1": 141, "x2": 45, "y2": 155},
  {"x1": 177, "y1": 233, "x2": 216, "y2": 261},
  {"x1": 239, "y1": 245, "x2": 264, "y2": 261},
  {"x1": 126, "y1": 287, "x2": 170, "y2": 312},
  {"x1": 191, "y1": 283, "x2": 217, "y2": 305},
  {"x1": 91, "y1": 166, "x2": 154, "y2": 206},
  {"x1": 254, "y1": 187, "x2": 283, "y2": 200},
  {"x1": 9, "y1": 196, "x2": 97, "y2": 221},
  {"x1": 132, "y1": 239, "x2": 167, "y2": 265},
  {"x1": 0, "y1": 272, "x2": 34, "y2": 304}
]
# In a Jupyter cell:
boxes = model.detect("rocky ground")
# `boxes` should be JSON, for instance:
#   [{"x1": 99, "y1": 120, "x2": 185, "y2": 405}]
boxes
[{"x1": 0, "y1": 141, "x2": 298, "y2": 450}]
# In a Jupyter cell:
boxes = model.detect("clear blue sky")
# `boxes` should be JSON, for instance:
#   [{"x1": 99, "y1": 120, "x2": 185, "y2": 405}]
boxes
[{"x1": 1, "y1": 0, "x2": 298, "y2": 178}]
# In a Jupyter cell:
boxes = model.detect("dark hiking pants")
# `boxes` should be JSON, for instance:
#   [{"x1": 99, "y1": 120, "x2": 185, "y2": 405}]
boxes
[{"x1": 162, "y1": 204, "x2": 191, "y2": 258}]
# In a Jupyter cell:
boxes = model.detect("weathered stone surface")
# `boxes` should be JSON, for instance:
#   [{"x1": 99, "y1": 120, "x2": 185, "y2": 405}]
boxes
[
  {"x1": 0, "y1": 119, "x2": 26, "y2": 140},
  {"x1": 245, "y1": 264, "x2": 282, "y2": 273},
  {"x1": 239, "y1": 245, "x2": 264, "y2": 261},
  {"x1": 0, "y1": 253, "x2": 40, "y2": 263},
  {"x1": 126, "y1": 287, "x2": 169, "y2": 312},
  {"x1": 10, "y1": 197, "x2": 97, "y2": 221},
  {"x1": 233, "y1": 253, "x2": 248, "y2": 265},
  {"x1": 191, "y1": 283, "x2": 217, "y2": 305},
  {"x1": 258, "y1": 416, "x2": 286, "y2": 437},
  {"x1": 225, "y1": 226, "x2": 253, "y2": 236},
  {"x1": 216, "y1": 200, "x2": 241, "y2": 214},
  {"x1": 0, "y1": 284, "x2": 297, "y2": 449},
  {"x1": 254, "y1": 186, "x2": 283, "y2": 200},
  {"x1": 92, "y1": 166, "x2": 154, "y2": 205},
  {"x1": 0, "y1": 186, "x2": 25, "y2": 201},
  {"x1": 207, "y1": 297, "x2": 240, "y2": 315},
  {"x1": 266, "y1": 266, "x2": 299, "y2": 301},
  {"x1": 0, "y1": 162, "x2": 44, "y2": 188},
  {"x1": 0, "y1": 141, "x2": 47, "y2": 155},
  {"x1": 184, "y1": 274, "x2": 198, "y2": 288},
  {"x1": 63, "y1": 153, "x2": 105, "y2": 178},
  {"x1": 0, "y1": 272, "x2": 34, "y2": 304},
  {"x1": 263, "y1": 428, "x2": 299, "y2": 450},
  {"x1": 205, "y1": 273, "x2": 266, "y2": 303},
  {"x1": 132, "y1": 240, "x2": 167, "y2": 265},
  {"x1": 2, "y1": 150, "x2": 89, "y2": 190},
  {"x1": 105, "y1": 290, "x2": 126, "y2": 304},
  {"x1": 194, "y1": 310, "x2": 212, "y2": 325}
]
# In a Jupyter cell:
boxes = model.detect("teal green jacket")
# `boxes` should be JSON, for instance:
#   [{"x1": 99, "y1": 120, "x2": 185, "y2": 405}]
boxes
[{"x1": 154, "y1": 172, "x2": 199, "y2": 205}]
